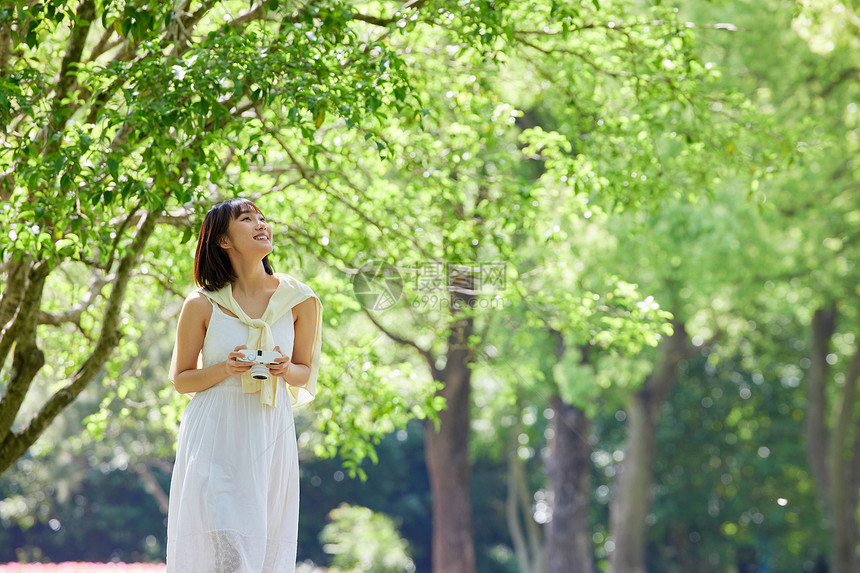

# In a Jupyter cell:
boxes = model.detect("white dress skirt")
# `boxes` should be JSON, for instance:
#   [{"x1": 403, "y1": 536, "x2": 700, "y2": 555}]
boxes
[{"x1": 167, "y1": 301, "x2": 299, "y2": 572}]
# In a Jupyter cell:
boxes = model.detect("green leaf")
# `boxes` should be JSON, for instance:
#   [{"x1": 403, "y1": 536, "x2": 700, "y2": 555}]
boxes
[
  {"x1": 106, "y1": 156, "x2": 119, "y2": 179},
  {"x1": 181, "y1": 226, "x2": 194, "y2": 244}
]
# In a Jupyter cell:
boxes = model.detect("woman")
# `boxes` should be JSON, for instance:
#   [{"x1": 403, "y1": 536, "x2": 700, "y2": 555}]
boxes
[{"x1": 166, "y1": 198, "x2": 322, "y2": 572}]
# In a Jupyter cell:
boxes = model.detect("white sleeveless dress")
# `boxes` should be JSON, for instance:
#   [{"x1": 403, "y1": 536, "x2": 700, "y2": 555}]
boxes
[{"x1": 166, "y1": 301, "x2": 299, "y2": 572}]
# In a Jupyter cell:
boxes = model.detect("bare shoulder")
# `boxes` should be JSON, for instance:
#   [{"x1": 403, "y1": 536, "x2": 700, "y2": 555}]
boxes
[{"x1": 182, "y1": 290, "x2": 213, "y2": 323}]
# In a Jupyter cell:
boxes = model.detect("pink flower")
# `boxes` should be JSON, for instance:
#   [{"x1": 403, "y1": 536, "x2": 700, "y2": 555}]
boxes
[{"x1": 0, "y1": 564, "x2": 166, "y2": 572}]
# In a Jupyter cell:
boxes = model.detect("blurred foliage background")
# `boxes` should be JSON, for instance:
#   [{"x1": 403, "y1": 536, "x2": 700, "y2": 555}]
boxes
[{"x1": 1, "y1": 0, "x2": 858, "y2": 572}]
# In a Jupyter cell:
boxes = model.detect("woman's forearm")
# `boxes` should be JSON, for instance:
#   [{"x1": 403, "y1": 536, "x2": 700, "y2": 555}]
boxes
[
  {"x1": 282, "y1": 363, "x2": 310, "y2": 388},
  {"x1": 174, "y1": 362, "x2": 230, "y2": 394},
  {"x1": 175, "y1": 361, "x2": 310, "y2": 394}
]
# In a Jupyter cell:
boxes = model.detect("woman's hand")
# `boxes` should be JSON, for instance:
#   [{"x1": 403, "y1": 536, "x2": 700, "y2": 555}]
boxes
[
  {"x1": 224, "y1": 345, "x2": 253, "y2": 376},
  {"x1": 267, "y1": 345, "x2": 292, "y2": 379}
]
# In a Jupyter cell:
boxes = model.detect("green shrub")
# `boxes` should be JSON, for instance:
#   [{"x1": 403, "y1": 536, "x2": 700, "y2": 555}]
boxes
[{"x1": 320, "y1": 504, "x2": 415, "y2": 573}]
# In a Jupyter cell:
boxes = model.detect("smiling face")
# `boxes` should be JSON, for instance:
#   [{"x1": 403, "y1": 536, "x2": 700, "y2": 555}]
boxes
[
  {"x1": 220, "y1": 203, "x2": 273, "y2": 257},
  {"x1": 194, "y1": 198, "x2": 276, "y2": 291}
]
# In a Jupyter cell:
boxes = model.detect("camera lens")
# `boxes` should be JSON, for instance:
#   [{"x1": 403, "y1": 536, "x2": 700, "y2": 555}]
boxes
[{"x1": 250, "y1": 363, "x2": 269, "y2": 380}]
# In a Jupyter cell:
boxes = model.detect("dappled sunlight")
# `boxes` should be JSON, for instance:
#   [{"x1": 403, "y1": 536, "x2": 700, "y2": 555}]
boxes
[{"x1": 1, "y1": 0, "x2": 858, "y2": 571}]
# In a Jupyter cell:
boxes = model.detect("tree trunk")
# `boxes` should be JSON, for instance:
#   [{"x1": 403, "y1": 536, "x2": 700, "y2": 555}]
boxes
[
  {"x1": 0, "y1": 211, "x2": 157, "y2": 473},
  {"x1": 846, "y1": 427, "x2": 860, "y2": 573},
  {"x1": 609, "y1": 391, "x2": 656, "y2": 573},
  {"x1": 0, "y1": 261, "x2": 50, "y2": 444},
  {"x1": 806, "y1": 306, "x2": 835, "y2": 505},
  {"x1": 425, "y1": 363, "x2": 475, "y2": 573},
  {"x1": 609, "y1": 320, "x2": 691, "y2": 573},
  {"x1": 546, "y1": 394, "x2": 593, "y2": 573},
  {"x1": 507, "y1": 440, "x2": 545, "y2": 573},
  {"x1": 543, "y1": 333, "x2": 594, "y2": 573},
  {"x1": 831, "y1": 341, "x2": 860, "y2": 573},
  {"x1": 425, "y1": 307, "x2": 476, "y2": 573},
  {"x1": 807, "y1": 304, "x2": 860, "y2": 573}
]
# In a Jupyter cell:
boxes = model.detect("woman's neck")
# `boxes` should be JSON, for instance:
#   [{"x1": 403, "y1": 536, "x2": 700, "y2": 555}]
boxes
[{"x1": 230, "y1": 260, "x2": 274, "y2": 297}]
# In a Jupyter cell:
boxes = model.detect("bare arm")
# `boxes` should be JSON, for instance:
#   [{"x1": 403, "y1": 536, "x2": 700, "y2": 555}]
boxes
[
  {"x1": 273, "y1": 297, "x2": 317, "y2": 388},
  {"x1": 172, "y1": 291, "x2": 251, "y2": 394}
]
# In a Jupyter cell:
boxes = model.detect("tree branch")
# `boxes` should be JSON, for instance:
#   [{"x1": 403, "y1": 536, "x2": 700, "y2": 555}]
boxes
[
  {"x1": 312, "y1": 141, "x2": 440, "y2": 263},
  {"x1": 0, "y1": 15, "x2": 11, "y2": 71},
  {"x1": 516, "y1": 35, "x2": 634, "y2": 77},
  {"x1": 642, "y1": 318, "x2": 694, "y2": 414},
  {"x1": 278, "y1": 222, "x2": 353, "y2": 272},
  {"x1": 86, "y1": 26, "x2": 123, "y2": 63},
  {"x1": 350, "y1": 0, "x2": 427, "y2": 27},
  {"x1": 507, "y1": 443, "x2": 532, "y2": 573},
  {"x1": 0, "y1": 260, "x2": 51, "y2": 446},
  {"x1": 820, "y1": 67, "x2": 859, "y2": 99},
  {"x1": 52, "y1": 0, "x2": 96, "y2": 122},
  {"x1": 517, "y1": 443, "x2": 543, "y2": 571},
  {"x1": 513, "y1": 20, "x2": 743, "y2": 40},
  {"x1": 37, "y1": 271, "x2": 112, "y2": 327},
  {"x1": 0, "y1": 258, "x2": 29, "y2": 340},
  {"x1": 226, "y1": 2, "x2": 268, "y2": 29},
  {"x1": 264, "y1": 126, "x2": 409, "y2": 250},
  {"x1": 0, "y1": 210, "x2": 158, "y2": 474},
  {"x1": 0, "y1": 259, "x2": 49, "y2": 375},
  {"x1": 361, "y1": 307, "x2": 435, "y2": 367},
  {"x1": 133, "y1": 460, "x2": 170, "y2": 515}
]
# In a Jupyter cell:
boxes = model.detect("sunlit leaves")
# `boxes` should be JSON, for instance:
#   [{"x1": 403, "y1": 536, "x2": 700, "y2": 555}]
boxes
[
  {"x1": 310, "y1": 330, "x2": 443, "y2": 480},
  {"x1": 0, "y1": 3, "x2": 788, "y2": 562}
]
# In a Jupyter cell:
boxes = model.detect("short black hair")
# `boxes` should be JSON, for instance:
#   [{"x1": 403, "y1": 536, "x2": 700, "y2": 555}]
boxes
[{"x1": 194, "y1": 198, "x2": 274, "y2": 291}]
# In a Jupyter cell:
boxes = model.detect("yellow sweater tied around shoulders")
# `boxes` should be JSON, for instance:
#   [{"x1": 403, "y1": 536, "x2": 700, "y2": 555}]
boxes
[{"x1": 172, "y1": 272, "x2": 322, "y2": 408}]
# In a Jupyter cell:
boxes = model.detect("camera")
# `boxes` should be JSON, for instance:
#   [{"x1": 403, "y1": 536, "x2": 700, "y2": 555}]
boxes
[{"x1": 237, "y1": 349, "x2": 281, "y2": 380}]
